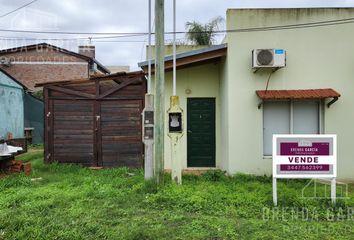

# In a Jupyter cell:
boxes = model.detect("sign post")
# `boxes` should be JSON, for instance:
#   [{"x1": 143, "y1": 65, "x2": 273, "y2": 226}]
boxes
[{"x1": 272, "y1": 134, "x2": 337, "y2": 206}]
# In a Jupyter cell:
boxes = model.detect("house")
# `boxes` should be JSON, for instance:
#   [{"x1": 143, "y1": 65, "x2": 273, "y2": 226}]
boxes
[
  {"x1": 0, "y1": 43, "x2": 110, "y2": 90},
  {"x1": 138, "y1": 8, "x2": 354, "y2": 181}
]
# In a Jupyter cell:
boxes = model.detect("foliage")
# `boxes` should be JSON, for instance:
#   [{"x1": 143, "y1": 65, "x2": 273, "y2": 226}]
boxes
[
  {"x1": 185, "y1": 16, "x2": 224, "y2": 45},
  {"x1": 0, "y1": 148, "x2": 353, "y2": 239},
  {"x1": 201, "y1": 169, "x2": 227, "y2": 181},
  {"x1": 31, "y1": 90, "x2": 43, "y2": 101}
]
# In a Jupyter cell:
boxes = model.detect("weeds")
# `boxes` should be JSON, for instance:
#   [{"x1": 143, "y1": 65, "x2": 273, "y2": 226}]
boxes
[{"x1": 0, "y1": 148, "x2": 352, "y2": 239}]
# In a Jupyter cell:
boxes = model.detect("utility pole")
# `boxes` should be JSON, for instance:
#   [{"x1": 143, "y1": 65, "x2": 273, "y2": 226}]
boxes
[
  {"x1": 143, "y1": 0, "x2": 154, "y2": 180},
  {"x1": 154, "y1": 0, "x2": 165, "y2": 184}
]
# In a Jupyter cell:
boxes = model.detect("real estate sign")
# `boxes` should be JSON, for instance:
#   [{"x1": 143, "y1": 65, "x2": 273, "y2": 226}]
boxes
[{"x1": 273, "y1": 134, "x2": 337, "y2": 179}]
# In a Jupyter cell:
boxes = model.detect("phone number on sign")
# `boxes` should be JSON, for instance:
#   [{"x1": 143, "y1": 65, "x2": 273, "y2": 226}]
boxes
[{"x1": 280, "y1": 164, "x2": 330, "y2": 171}]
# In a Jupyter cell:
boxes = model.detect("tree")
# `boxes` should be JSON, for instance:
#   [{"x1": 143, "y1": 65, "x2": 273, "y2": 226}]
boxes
[{"x1": 185, "y1": 16, "x2": 224, "y2": 45}]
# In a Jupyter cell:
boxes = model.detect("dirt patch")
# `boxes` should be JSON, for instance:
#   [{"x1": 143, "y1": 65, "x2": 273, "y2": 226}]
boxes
[{"x1": 0, "y1": 171, "x2": 10, "y2": 179}]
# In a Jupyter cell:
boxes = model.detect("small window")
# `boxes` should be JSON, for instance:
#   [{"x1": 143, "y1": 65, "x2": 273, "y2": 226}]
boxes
[
  {"x1": 263, "y1": 101, "x2": 320, "y2": 156},
  {"x1": 263, "y1": 102, "x2": 290, "y2": 156},
  {"x1": 293, "y1": 101, "x2": 319, "y2": 134}
]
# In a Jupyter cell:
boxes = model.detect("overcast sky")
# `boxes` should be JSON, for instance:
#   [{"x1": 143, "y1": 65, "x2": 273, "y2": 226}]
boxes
[{"x1": 0, "y1": 0, "x2": 354, "y2": 70}]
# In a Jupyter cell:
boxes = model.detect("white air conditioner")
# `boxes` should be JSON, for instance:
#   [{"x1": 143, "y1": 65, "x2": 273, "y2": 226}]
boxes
[{"x1": 252, "y1": 49, "x2": 286, "y2": 69}]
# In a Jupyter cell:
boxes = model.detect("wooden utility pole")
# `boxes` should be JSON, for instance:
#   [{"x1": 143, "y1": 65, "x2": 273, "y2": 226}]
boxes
[{"x1": 154, "y1": 0, "x2": 165, "y2": 184}]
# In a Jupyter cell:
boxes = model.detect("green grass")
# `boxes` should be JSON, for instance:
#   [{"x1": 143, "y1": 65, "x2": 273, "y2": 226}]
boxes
[{"x1": 0, "y1": 148, "x2": 353, "y2": 239}]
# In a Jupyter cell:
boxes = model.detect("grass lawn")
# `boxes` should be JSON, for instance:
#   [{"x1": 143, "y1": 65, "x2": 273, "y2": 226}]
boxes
[{"x1": 0, "y1": 147, "x2": 353, "y2": 239}]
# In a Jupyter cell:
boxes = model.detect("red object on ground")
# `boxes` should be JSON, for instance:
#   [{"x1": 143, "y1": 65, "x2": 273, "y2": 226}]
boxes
[
  {"x1": 8, "y1": 160, "x2": 31, "y2": 175},
  {"x1": 23, "y1": 162, "x2": 32, "y2": 176}
]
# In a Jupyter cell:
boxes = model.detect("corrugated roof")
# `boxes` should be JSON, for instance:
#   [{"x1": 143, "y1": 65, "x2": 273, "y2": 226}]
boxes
[
  {"x1": 138, "y1": 44, "x2": 227, "y2": 67},
  {"x1": 256, "y1": 88, "x2": 340, "y2": 100}
]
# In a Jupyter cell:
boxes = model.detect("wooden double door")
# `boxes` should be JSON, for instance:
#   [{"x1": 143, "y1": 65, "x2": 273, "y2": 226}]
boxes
[{"x1": 48, "y1": 99, "x2": 143, "y2": 168}]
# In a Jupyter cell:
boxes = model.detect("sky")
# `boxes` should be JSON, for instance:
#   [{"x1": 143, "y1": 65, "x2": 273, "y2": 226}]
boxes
[{"x1": 0, "y1": 0, "x2": 354, "y2": 70}]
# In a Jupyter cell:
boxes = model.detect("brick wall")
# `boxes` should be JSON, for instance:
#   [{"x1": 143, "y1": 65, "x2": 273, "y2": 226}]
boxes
[{"x1": 0, "y1": 48, "x2": 90, "y2": 90}]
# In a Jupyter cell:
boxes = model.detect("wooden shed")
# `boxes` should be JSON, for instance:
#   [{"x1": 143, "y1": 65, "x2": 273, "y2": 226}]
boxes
[{"x1": 37, "y1": 71, "x2": 146, "y2": 168}]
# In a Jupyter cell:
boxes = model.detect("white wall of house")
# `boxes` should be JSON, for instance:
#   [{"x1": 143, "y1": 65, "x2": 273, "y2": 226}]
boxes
[
  {"x1": 225, "y1": 8, "x2": 354, "y2": 180},
  {"x1": 152, "y1": 63, "x2": 222, "y2": 170}
]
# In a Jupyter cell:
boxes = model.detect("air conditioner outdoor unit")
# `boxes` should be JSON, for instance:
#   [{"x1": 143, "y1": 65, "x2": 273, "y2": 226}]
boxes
[{"x1": 252, "y1": 49, "x2": 286, "y2": 69}]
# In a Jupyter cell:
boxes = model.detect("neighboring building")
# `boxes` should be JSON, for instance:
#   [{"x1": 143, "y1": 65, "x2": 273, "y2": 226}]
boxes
[
  {"x1": 0, "y1": 43, "x2": 110, "y2": 90},
  {"x1": 0, "y1": 68, "x2": 44, "y2": 144},
  {"x1": 0, "y1": 69, "x2": 25, "y2": 139},
  {"x1": 139, "y1": 8, "x2": 354, "y2": 181},
  {"x1": 106, "y1": 65, "x2": 130, "y2": 73},
  {"x1": 0, "y1": 43, "x2": 110, "y2": 144},
  {"x1": 24, "y1": 92, "x2": 44, "y2": 144}
]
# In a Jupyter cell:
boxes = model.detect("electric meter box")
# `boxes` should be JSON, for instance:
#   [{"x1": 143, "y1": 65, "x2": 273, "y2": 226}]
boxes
[
  {"x1": 144, "y1": 126, "x2": 154, "y2": 140},
  {"x1": 168, "y1": 112, "x2": 182, "y2": 133},
  {"x1": 142, "y1": 109, "x2": 154, "y2": 141},
  {"x1": 144, "y1": 111, "x2": 154, "y2": 124}
]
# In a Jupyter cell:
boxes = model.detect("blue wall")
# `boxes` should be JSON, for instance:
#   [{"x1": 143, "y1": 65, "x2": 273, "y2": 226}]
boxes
[{"x1": 0, "y1": 72, "x2": 24, "y2": 139}]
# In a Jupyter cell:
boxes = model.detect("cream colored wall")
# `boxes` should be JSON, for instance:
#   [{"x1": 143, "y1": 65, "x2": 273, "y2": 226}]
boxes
[
  {"x1": 226, "y1": 8, "x2": 354, "y2": 180},
  {"x1": 148, "y1": 45, "x2": 210, "y2": 59},
  {"x1": 152, "y1": 63, "x2": 221, "y2": 170},
  {"x1": 219, "y1": 56, "x2": 229, "y2": 170}
]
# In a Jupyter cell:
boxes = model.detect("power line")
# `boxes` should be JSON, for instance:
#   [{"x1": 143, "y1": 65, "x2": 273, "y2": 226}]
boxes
[
  {"x1": 0, "y1": 0, "x2": 39, "y2": 18},
  {"x1": 0, "y1": 28, "x2": 146, "y2": 35},
  {"x1": 0, "y1": 38, "x2": 188, "y2": 44},
  {"x1": 0, "y1": 15, "x2": 354, "y2": 36},
  {"x1": 225, "y1": 18, "x2": 354, "y2": 33},
  {"x1": 0, "y1": 33, "x2": 148, "y2": 41},
  {"x1": 0, "y1": 15, "x2": 352, "y2": 42}
]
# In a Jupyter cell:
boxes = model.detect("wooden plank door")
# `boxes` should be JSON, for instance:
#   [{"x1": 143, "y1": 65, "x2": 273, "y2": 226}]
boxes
[
  {"x1": 51, "y1": 100, "x2": 96, "y2": 166},
  {"x1": 187, "y1": 98, "x2": 216, "y2": 167},
  {"x1": 99, "y1": 100, "x2": 143, "y2": 167}
]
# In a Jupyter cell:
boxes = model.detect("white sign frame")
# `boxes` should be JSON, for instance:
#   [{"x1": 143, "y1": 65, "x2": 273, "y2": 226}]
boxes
[{"x1": 272, "y1": 134, "x2": 337, "y2": 206}]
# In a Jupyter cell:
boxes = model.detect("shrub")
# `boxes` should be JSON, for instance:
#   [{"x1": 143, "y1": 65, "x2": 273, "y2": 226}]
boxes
[{"x1": 201, "y1": 170, "x2": 227, "y2": 182}]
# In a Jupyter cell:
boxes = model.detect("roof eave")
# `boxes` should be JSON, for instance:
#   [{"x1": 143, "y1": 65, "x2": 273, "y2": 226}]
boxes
[{"x1": 138, "y1": 44, "x2": 227, "y2": 68}]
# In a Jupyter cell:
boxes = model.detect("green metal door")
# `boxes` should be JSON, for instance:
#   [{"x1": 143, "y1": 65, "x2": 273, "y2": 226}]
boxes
[{"x1": 187, "y1": 98, "x2": 216, "y2": 167}]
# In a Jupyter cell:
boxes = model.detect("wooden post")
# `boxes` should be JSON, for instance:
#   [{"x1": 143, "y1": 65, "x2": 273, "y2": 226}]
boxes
[{"x1": 154, "y1": 0, "x2": 165, "y2": 184}]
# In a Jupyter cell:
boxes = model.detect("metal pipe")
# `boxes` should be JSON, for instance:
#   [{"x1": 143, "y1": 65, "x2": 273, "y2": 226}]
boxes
[
  {"x1": 147, "y1": 0, "x2": 152, "y2": 94},
  {"x1": 172, "y1": 0, "x2": 176, "y2": 96}
]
